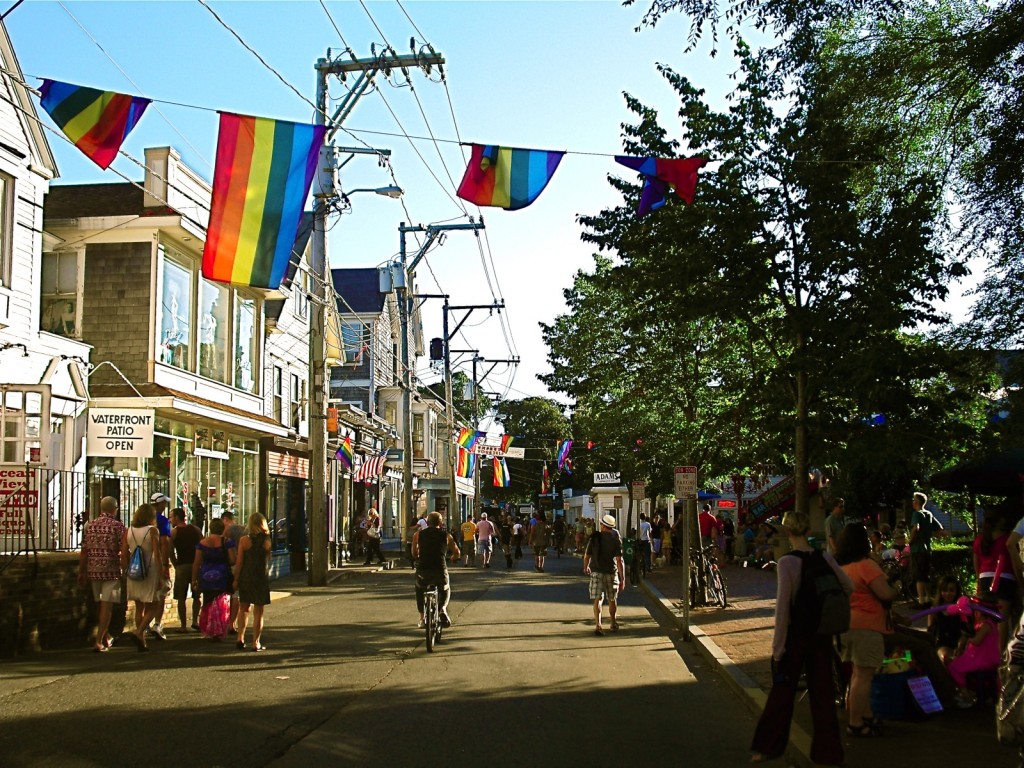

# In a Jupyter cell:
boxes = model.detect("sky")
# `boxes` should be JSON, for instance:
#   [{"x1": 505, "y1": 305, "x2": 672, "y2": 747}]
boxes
[{"x1": 7, "y1": 0, "x2": 742, "y2": 411}]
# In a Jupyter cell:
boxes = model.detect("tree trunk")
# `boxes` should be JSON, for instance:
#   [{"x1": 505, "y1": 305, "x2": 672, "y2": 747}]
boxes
[{"x1": 794, "y1": 367, "x2": 809, "y2": 516}]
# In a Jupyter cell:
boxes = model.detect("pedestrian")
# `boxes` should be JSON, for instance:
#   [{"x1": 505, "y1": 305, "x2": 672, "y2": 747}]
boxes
[
  {"x1": 412, "y1": 511, "x2": 461, "y2": 628},
  {"x1": 529, "y1": 511, "x2": 548, "y2": 572},
  {"x1": 512, "y1": 516, "x2": 525, "y2": 560},
  {"x1": 583, "y1": 513, "x2": 625, "y2": 636},
  {"x1": 750, "y1": 510, "x2": 853, "y2": 766},
  {"x1": 638, "y1": 513, "x2": 653, "y2": 572},
  {"x1": 552, "y1": 515, "x2": 568, "y2": 557},
  {"x1": 169, "y1": 507, "x2": 202, "y2": 631},
  {"x1": 192, "y1": 517, "x2": 236, "y2": 641},
  {"x1": 909, "y1": 491, "x2": 944, "y2": 607},
  {"x1": 122, "y1": 503, "x2": 167, "y2": 652},
  {"x1": 77, "y1": 496, "x2": 126, "y2": 652},
  {"x1": 235, "y1": 512, "x2": 272, "y2": 652},
  {"x1": 362, "y1": 508, "x2": 386, "y2": 566},
  {"x1": 722, "y1": 514, "x2": 735, "y2": 563},
  {"x1": 972, "y1": 508, "x2": 1016, "y2": 648},
  {"x1": 405, "y1": 517, "x2": 420, "y2": 568},
  {"x1": 574, "y1": 517, "x2": 586, "y2": 553},
  {"x1": 499, "y1": 514, "x2": 514, "y2": 567},
  {"x1": 460, "y1": 514, "x2": 477, "y2": 567},
  {"x1": 221, "y1": 510, "x2": 245, "y2": 632},
  {"x1": 476, "y1": 512, "x2": 496, "y2": 568},
  {"x1": 148, "y1": 492, "x2": 173, "y2": 641}
]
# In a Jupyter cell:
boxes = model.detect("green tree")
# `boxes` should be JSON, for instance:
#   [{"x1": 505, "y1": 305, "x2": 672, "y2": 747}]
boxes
[{"x1": 490, "y1": 397, "x2": 571, "y2": 504}]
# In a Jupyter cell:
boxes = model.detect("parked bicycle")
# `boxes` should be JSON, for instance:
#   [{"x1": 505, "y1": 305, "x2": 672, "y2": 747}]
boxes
[
  {"x1": 423, "y1": 585, "x2": 443, "y2": 652},
  {"x1": 689, "y1": 544, "x2": 728, "y2": 609}
]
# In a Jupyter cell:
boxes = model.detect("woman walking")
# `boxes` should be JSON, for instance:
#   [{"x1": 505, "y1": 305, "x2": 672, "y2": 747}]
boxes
[
  {"x1": 750, "y1": 511, "x2": 853, "y2": 765},
  {"x1": 122, "y1": 503, "x2": 166, "y2": 651},
  {"x1": 192, "y1": 517, "x2": 236, "y2": 640},
  {"x1": 235, "y1": 512, "x2": 272, "y2": 652}
]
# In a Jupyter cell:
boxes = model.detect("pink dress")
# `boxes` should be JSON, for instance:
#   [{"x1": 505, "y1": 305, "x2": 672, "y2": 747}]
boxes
[{"x1": 947, "y1": 617, "x2": 1000, "y2": 688}]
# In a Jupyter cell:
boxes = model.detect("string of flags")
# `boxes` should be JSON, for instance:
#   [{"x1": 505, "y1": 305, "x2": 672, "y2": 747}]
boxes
[{"x1": 34, "y1": 79, "x2": 708, "y2": 293}]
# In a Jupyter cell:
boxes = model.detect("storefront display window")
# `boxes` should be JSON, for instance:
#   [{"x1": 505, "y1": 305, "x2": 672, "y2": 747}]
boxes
[
  {"x1": 234, "y1": 295, "x2": 257, "y2": 393},
  {"x1": 158, "y1": 253, "x2": 192, "y2": 370},
  {"x1": 199, "y1": 279, "x2": 230, "y2": 384}
]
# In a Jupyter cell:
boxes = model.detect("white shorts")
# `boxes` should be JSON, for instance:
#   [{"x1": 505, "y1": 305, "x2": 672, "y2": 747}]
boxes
[{"x1": 91, "y1": 579, "x2": 123, "y2": 604}]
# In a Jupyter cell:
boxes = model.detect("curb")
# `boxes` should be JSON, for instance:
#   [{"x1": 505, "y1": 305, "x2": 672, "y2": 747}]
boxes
[{"x1": 641, "y1": 578, "x2": 814, "y2": 768}]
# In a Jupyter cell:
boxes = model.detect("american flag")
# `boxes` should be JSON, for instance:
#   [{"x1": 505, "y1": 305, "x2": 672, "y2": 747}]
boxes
[{"x1": 354, "y1": 450, "x2": 388, "y2": 483}]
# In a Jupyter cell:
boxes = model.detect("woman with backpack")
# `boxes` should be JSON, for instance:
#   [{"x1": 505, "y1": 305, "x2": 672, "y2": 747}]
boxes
[{"x1": 750, "y1": 510, "x2": 853, "y2": 766}]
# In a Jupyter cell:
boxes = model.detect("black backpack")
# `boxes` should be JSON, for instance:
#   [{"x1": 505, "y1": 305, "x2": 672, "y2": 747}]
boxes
[{"x1": 787, "y1": 549, "x2": 851, "y2": 636}]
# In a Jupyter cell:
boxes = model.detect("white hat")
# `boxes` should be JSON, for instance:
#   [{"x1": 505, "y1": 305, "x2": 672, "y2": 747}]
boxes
[
  {"x1": 601, "y1": 514, "x2": 616, "y2": 528},
  {"x1": 150, "y1": 493, "x2": 170, "y2": 503}
]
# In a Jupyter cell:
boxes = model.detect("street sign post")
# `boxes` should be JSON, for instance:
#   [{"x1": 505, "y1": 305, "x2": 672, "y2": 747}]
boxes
[
  {"x1": 674, "y1": 466, "x2": 697, "y2": 500},
  {"x1": 631, "y1": 481, "x2": 646, "y2": 501}
]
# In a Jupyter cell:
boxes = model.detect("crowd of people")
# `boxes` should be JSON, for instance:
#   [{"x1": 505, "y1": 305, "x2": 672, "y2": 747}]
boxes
[{"x1": 77, "y1": 494, "x2": 273, "y2": 653}]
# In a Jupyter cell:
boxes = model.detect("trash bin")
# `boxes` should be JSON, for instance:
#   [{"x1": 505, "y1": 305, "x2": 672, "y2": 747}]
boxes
[{"x1": 623, "y1": 537, "x2": 635, "y2": 565}]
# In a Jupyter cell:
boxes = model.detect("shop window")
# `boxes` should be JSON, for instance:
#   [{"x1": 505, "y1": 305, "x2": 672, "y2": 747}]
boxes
[
  {"x1": 40, "y1": 250, "x2": 80, "y2": 337},
  {"x1": 158, "y1": 253, "x2": 192, "y2": 370},
  {"x1": 199, "y1": 279, "x2": 229, "y2": 383},
  {"x1": 234, "y1": 295, "x2": 258, "y2": 393}
]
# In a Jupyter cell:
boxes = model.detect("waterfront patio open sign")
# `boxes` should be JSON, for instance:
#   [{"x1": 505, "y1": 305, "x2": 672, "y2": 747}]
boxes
[{"x1": 86, "y1": 408, "x2": 155, "y2": 458}]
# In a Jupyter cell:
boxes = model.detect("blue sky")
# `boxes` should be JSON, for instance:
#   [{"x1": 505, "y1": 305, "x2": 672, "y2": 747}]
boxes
[{"x1": 9, "y1": 1, "x2": 741, "y2": 405}]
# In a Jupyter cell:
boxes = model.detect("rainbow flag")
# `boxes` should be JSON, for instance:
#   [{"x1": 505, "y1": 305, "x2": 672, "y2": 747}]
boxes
[
  {"x1": 499, "y1": 434, "x2": 514, "y2": 452},
  {"x1": 202, "y1": 113, "x2": 326, "y2": 290},
  {"x1": 456, "y1": 446, "x2": 476, "y2": 478},
  {"x1": 493, "y1": 457, "x2": 510, "y2": 488},
  {"x1": 556, "y1": 439, "x2": 573, "y2": 470},
  {"x1": 541, "y1": 464, "x2": 550, "y2": 494},
  {"x1": 614, "y1": 156, "x2": 708, "y2": 218},
  {"x1": 335, "y1": 435, "x2": 353, "y2": 470},
  {"x1": 457, "y1": 428, "x2": 484, "y2": 450},
  {"x1": 38, "y1": 79, "x2": 151, "y2": 170},
  {"x1": 457, "y1": 144, "x2": 564, "y2": 210}
]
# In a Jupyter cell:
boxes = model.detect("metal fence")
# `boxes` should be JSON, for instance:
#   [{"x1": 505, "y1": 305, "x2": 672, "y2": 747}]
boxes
[{"x1": 0, "y1": 468, "x2": 163, "y2": 575}]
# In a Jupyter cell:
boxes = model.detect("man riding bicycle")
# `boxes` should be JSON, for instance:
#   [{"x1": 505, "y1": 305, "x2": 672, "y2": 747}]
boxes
[{"x1": 411, "y1": 511, "x2": 461, "y2": 629}]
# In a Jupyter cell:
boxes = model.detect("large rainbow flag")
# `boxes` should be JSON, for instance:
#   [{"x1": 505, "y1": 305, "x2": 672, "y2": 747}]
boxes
[
  {"x1": 456, "y1": 447, "x2": 476, "y2": 478},
  {"x1": 38, "y1": 79, "x2": 151, "y2": 170},
  {"x1": 457, "y1": 144, "x2": 564, "y2": 210},
  {"x1": 202, "y1": 113, "x2": 325, "y2": 289},
  {"x1": 556, "y1": 439, "x2": 573, "y2": 470},
  {"x1": 493, "y1": 457, "x2": 510, "y2": 488}
]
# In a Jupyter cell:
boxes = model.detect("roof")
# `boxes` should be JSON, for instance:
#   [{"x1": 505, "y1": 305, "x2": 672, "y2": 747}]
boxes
[
  {"x1": 331, "y1": 267, "x2": 385, "y2": 314},
  {"x1": 44, "y1": 183, "x2": 177, "y2": 219}
]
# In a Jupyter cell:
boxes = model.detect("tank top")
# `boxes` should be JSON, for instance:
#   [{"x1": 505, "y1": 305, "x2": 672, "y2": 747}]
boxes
[{"x1": 417, "y1": 527, "x2": 447, "y2": 570}]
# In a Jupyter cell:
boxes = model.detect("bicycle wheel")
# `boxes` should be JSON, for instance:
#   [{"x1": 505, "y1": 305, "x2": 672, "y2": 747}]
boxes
[
  {"x1": 689, "y1": 568, "x2": 699, "y2": 609},
  {"x1": 425, "y1": 592, "x2": 436, "y2": 653},
  {"x1": 709, "y1": 566, "x2": 727, "y2": 608}
]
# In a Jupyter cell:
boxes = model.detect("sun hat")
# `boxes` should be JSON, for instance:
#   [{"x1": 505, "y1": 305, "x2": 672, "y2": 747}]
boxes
[{"x1": 601, "y1": 514, "x2": 616, "y2": 528}]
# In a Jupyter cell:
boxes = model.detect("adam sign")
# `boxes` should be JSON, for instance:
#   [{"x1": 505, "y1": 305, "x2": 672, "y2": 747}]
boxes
[{"x1": 87, "y1": 409, "x2": 155, "y2": 458}]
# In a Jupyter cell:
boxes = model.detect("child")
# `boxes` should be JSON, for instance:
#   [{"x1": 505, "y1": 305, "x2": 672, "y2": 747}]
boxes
[
  {"x1": 930, "y1": 577, "x2": 966, "y2": 664},
  {"x1": 947, "y1": 595, "x2": 1001, "y2": 695}
]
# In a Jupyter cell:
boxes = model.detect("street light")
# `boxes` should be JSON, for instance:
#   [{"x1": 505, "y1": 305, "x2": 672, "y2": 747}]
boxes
[{"x1": 342, "y1": 185, "x2": 404, "y2": 202}]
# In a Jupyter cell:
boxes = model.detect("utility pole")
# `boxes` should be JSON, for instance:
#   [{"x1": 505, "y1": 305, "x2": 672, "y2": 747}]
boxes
[
  {"x1": 442, "y1": 301, "x2": 504, "y2": 526},
  {"x1": 396, "y1": 221, "x2": 483, "y2": 533},
  {"x1": 308, "y1": 47, "x2": 443, "y2": 587}
]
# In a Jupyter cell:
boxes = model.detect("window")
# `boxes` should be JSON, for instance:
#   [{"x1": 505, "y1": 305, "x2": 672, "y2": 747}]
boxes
[
  {"x1": 293, "y1": 271, "x2": 308, "y2": 320},
  {"x1": 384, "y1": 401, "x2": 397, "y2": 431},
  {"x1": 289, "y1": 373, "x2": 302, "y2": 430},
  {"x1": 158, "y1": 253, "x2": 193, "y2": 370},
  {"x1": 199, "y1": 280, "x2": 229, "y2": 383},
  {"x1": 0, "y1": 173, "x2": 12, "y2": 287},
  {"x1": 234, "y1": 296, "x2": 258, "y2": 393},
  {"x1": 40, "y1": 250, "x2": 80, "y2": 337},
  {"x1": 341, "y1": 321, "x2": 364, "y2": 364},
  {"x1": 392, "y1": 341, "x2": 399, "y2": 382},
  {"x1": 0, "y1": 386, "x2": 48, "y2": 465},
  {"x1": 412, "y1": 413, "x2": 425, "y2": 459},
  {"x1": 273, "y1": 367, "x2": 284, "y2": 424}
]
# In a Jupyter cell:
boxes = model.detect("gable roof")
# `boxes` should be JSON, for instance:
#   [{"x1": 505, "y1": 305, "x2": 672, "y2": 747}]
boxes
[
  {"x1": 331, "y1": 267, "x2": 385, "y2": 314},
  {"x1": 0, "y1": 18, "x2": 56, "y2": 177}
]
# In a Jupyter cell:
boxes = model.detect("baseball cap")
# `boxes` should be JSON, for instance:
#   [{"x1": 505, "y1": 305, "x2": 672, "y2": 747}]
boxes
[
  {"x1": 150, "y1": 493, "x2": 170, "y2": 503},
  {"x1": 601, "y1": 514, "x2": 616, "y2": 528}
]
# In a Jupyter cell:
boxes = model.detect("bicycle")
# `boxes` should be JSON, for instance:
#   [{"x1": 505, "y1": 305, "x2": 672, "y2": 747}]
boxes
[
  {"x1": 423, "y1": 585, "x2": 443, "y2": 652},
  {"x1": 689, "y1": 545, "x2": 728, "y2": 609}
]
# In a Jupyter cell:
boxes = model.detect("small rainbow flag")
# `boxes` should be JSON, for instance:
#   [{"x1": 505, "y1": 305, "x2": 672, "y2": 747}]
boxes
[
  {"x1": 614, "y1": 156, "x2": 708, "y2": 218},
  {"x1": 38, "y1": 79, "x2": 151, "y2": 170},
  {"x1": 456, "y1": 446, "x2": 476, "y2": 478},
  {"x1": 499, "y1": 434, "x2": 515, "y2": 452},
  {"x1": 493, "y1": 457, "x2": 510, "y2": 487},
  {"x1": 335, "y1": 435, "x2": 353, "y2": 470},
  {"x1": 541, "y1": 464, "x2": 550, "y2": 494},
  {"x1": 457, "y1": 144, "x2": 564, "y2": 210},
  {"x1": 457, "y1": 428, "x2": 484, "y2": 450},
  {"x1": 556, "y1": 439, "x2": 573, "y2": 470},
  {"x1": 202, "y1": 113, "x2": 325, "y2": 290}
]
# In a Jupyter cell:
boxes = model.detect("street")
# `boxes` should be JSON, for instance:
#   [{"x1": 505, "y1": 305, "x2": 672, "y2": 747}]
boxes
[{"x1": 0, "y1": 553, "x2": 755, "y2": 768}]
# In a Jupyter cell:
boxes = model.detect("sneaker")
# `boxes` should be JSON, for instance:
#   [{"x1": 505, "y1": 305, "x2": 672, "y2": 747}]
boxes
[{"x1": 149, "y1": 626, "x2": 167, "y2": 641}]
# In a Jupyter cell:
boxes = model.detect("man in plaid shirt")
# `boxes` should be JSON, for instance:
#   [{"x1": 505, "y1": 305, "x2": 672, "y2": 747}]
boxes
[{"x1": 77, "y1": 496, "x2": 126, "y2": 653}]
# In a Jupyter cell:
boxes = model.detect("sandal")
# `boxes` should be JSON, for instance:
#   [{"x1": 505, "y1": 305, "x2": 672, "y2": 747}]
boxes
[
  {"x1": 845, "y1": 722, "x2": 876, "y2": 737},
  {"x1": 610, "y1": 622, "x2": 620, "y2": 632},
  {"x1": 594, "y1": 627, "x2": 604, "y2": 636},
  {"x1": 863, "y1": 715, "x2": 883, "y2": 735}
]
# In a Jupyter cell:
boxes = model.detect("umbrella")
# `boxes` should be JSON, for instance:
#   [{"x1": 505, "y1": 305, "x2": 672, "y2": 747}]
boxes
[
  {"x1": 929, "y1": 448, "x2": 1024, "y2": 496},
  {"x1": 697, "y1": 490, "x2": 723, "y2": 500}
]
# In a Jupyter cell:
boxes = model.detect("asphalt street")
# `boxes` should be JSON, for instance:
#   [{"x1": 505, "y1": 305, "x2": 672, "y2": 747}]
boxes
[{"x1": 0, "y1": 553, "x2": 756, "y2": 768}]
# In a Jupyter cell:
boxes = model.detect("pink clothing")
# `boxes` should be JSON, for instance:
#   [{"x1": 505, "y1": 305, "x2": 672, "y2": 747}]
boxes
[
  {"x1": 947, "y1": 617, "x2": 1000, "y2": 688},
  {"x1": 973, "y1": 533, "x2": 1010, "y2": 578},
  {"x1": 698, "y1": 512, "x2": 722, "y2": 539},
  {"x1": 199, "y1": 592, "x2": 231, "y2": 639},
  {"x1": 476, "y1": 519, "x2": 496, "y2": 540}
]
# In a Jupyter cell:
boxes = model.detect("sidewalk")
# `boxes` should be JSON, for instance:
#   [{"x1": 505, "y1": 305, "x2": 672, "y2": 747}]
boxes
[{"x1": 644, "y1": 561, "x2": 1017, "y2": 767}]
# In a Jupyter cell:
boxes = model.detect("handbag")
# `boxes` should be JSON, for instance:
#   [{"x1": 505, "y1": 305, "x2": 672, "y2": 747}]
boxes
[{"x1": 126, "y1": 530, "x2": 148, "y2": 581}]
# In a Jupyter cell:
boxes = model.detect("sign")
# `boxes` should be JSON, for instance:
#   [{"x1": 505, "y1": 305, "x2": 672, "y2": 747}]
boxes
[
  {"x1": 717, "y1": 499, "x2": 736, "y2": 509},
  {"x1": 86, "y1": 408, "x2": 155, "y2": 458},
  {"x1": 473, "y1": 444, "x2": 525, "y2": 459},
  {"x1": 0, "y1": 469, "x2": 36, "y2": 535},
  {"x1": 593, "y1": 471, "x2": 621, "y2": 485},
  {"x1": 562, "y1": 498, "x2": 569, "y2": 510},
  {"x1": 674, "y1": 466, "x2": 697, "y2": 499},
  {"x1": 907, "y1": 675, "x2": 943, "y2": 714},
  {"x1": 631, "y1": 481, "x2": 646, "y2": 501},
  {"x1": 385, "y1": 448, "x2": 404, "y2": 463}
]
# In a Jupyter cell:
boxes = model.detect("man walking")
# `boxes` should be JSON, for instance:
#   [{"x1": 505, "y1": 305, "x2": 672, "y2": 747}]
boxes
[
  {"x1": 148, "y1": 492, "x2": 173, "y2": 640},
  {"x1": 77, "y1": 496, "x2": 127, "y2": 652},
  {"x1": 169, "y1": 507, "x2": 202, "y2": 631},
  {"x1": 460, "y1": 514, "x2": 477, "y2": 567},
  {"x1": 638, "y1": 513, "x2": 654, "y2": 573},
  {"x1": 583, "y1": 514, "x2": 625, "y2": 636},
  {"x1": 476, "y1": 512, "x2": 497, "y2": 568}
]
